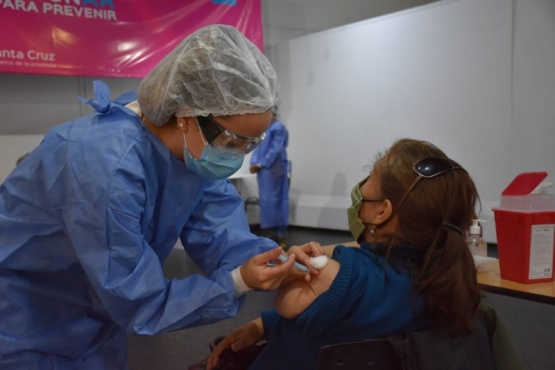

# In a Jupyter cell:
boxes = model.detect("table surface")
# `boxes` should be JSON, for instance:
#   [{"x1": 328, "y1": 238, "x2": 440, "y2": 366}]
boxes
[
  {"x1": 323, "y1": 241, "x2": 555, "y2": 305},
  {"x1": 476, "y1": 262, "x2": 555, "y2": 305}
]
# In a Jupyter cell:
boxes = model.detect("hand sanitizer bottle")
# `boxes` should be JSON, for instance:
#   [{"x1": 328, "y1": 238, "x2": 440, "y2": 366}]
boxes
[{"x1": 467, "y1": 219, "x2": 487, "y2": 257}]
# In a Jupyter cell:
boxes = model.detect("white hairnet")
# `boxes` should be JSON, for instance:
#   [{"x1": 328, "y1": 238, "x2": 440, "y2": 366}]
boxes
[{"x1": 138, "y1": 24, "x2": 280, "y2": 125}]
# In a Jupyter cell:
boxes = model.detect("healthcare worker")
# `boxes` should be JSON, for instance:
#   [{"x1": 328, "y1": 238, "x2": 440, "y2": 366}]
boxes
[
  {"x1": 249, "y1": 108, "x2": 290, "y2": 248},
  {"x1": 0, "y1": 25, "x2": 319, "y2": 369}
]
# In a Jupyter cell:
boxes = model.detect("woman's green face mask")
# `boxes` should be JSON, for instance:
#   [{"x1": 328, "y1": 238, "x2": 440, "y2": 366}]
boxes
[{"x1": 346, "y1": 177, "x2": 383, "y2": 242}]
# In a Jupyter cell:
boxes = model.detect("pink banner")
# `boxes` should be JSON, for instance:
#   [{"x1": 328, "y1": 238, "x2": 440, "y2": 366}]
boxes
[{"x1": 0, "y1": 0, "x2": 263, "y2": 78}]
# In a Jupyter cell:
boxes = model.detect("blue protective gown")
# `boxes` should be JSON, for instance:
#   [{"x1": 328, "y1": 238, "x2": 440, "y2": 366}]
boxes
[
  {"x1": 249, "y1": 120, "x2": 289, "y2": 229},
  {"x1": 0, "y1": 82, "x2": 275, "y2": 369}
]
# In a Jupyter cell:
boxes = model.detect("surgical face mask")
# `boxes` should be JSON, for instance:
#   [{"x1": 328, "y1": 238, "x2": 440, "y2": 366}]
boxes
[
  {"x1": 347, "y1": 177, "x2": 384, "y2": 242},
  {"x1": 182, "y1": 122, "x2": 244, "y2": 180}
]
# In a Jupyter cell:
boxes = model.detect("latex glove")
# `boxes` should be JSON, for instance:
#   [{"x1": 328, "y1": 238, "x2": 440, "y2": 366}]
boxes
[
  {"x1": 285, "y1": 242, "x2": 325, "y2": 282},
  {"x1": 207, "y1": 318, "x2": 264, "y2": 370},
  {"x1": 240, "y1": 247, "x2": 296, "y2": 290}
]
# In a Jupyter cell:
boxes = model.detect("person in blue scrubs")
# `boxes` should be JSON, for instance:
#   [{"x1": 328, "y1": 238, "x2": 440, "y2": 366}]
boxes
[
  {"x1": 0, "y1": 25, "x2": 320, "y2": 369},
  {"x1": 249, "y1": 108, "x2": 290, "y2": 248}
]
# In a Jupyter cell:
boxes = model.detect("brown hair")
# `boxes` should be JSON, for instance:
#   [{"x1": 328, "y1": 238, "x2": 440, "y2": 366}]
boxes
[{"x1": 376, "y1": 138, "x2": 481, "y2": 336}]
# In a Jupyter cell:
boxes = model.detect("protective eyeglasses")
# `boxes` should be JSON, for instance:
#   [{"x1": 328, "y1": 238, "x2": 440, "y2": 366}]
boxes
[
  {"x1": 197, "y1": 115, "x2": 265, "y2": 157},
  {"x1": 354, "y1": 177, "x2": 385, "y2": 204},
  {"x1": 396, "y1": 157, "x2": 466, "y2": 210},
  {"x1": 351, "y1": 176, "x2": 385, "y2": 210}
]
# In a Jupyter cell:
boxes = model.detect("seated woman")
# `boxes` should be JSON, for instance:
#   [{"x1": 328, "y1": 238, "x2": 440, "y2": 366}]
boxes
[{"x1": 207, "y1": 138, "x2": 483, "y2": 370}]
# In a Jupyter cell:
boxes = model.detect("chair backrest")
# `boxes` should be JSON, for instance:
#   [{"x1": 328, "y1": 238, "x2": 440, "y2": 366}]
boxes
[
  {"x1": 316, "y1": 303, "x2": 524, "y2": 370},
  {"x1": 317, "y1": 338, "x2": 403, "y2": 370}
]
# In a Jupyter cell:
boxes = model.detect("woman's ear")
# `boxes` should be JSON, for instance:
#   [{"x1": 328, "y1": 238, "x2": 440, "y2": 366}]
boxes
[
  {"x1": 371, "y1": 199, "x2": 394, "y2": 225},
  {"x1": 177, "y1": 117, "x2": 185, "y2": 130},
  {"x1": 177, "y1": 117, "x2": 197, "y2": 132}
]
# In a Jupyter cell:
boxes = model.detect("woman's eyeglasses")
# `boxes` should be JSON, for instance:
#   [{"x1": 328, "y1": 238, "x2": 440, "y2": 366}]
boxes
[
  {"x1": 396, "y1": 157, "x2": 466, "y2": 210},
  {"x1": 197, "y1": 115, "x2": 265, "y2": 157}
]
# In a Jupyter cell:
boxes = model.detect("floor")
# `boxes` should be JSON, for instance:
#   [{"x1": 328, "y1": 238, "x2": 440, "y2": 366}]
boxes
[{"x1": 127, "y1": 226, "x2": 352, "y2": 370}]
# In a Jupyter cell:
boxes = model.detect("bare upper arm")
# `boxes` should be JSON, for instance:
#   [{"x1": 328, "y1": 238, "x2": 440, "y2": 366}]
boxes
[{"x1": 274, "y1": 258, "x2": 340, "y2": 318}]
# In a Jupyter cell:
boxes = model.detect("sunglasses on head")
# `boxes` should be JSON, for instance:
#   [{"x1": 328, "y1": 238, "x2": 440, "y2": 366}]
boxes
[
  {"x1": 396, "y1": 157, "x2": 467, "y2": 210},
  {"x1": 196, "y1": 115, "x2": 265, "y2": 157},
  {"x1": 413, "y1": 157, "x2": 464, "y2": 178}
]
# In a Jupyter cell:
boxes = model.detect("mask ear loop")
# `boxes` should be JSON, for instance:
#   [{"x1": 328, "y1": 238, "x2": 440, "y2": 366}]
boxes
[
  {"x1": 180, "y1": 119, "x2": 208, "y2": 157},
  {"x1": 178, "y1": 121, "x2": 189, "y2": 153}
]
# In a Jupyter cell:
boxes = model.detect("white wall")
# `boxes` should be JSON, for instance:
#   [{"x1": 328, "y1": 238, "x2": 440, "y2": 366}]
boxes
[
  {"x1": 270, "y1": 0, "x2": 555, "y2": 242},
  {"x1": 261, "y1": 0, "x2": 437, "y2": 49}
]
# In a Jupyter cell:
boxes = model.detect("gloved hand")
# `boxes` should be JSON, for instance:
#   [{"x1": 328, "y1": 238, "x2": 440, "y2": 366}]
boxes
[
  {"x1": 285, "y1": 241, "x2": 325, "y2": 282},
  {"x1": 240, "y1": 247, "x2": 296, "y2": 290}
]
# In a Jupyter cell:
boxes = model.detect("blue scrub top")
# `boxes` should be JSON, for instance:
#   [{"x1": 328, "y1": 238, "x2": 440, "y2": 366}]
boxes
[{"x1": 0, "y1": 82, "x2": 275, "y2": 369}]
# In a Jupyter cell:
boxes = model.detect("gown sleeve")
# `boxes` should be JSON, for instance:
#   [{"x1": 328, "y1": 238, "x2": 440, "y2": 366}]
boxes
[
  {"x1": 62, "y1": 154, "x2": 274, "y2": 335},
  {"x1": 258, "y1": 122, "x2": 287, "y2": 169},
  {"x1": 180, "y1": 179, "x2": 275, "y2": 276}
]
